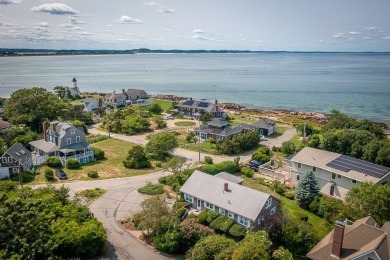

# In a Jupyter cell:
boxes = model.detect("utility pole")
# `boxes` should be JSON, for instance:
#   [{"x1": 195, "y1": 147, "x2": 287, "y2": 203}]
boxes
[
  {"x1": 198, "y1": 118, "x2": 201, "y2": 162},
  {"x1": 18, "y1": 159, "x2": 23, "y2": 188},
  {"x1": 303, "y1": 121, "x2": 306, "y2": 143}
]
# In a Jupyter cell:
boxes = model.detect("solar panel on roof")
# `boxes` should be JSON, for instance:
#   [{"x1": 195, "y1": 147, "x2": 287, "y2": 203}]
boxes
[
  {"x1": 198, "y1": 102, "x2": 209, "y2": 107},
  {"x1": 326, "y1": 155, "x2": 390, "y2": 179}
]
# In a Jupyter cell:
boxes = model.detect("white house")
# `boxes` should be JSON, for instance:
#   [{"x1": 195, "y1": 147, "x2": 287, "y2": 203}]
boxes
[{"x1": 285, "y1": 147, "x2": 390, "y2": 200}]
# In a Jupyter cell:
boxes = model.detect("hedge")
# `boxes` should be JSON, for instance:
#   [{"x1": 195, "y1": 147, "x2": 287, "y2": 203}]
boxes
[
  {"x1": 93, "y1": 146, "x2": 105, "y2": 160},
  {"x1": 228, "y1": 224, "x2": 246, "y2": 239},
  {"x1": 46, "y1": 156, "x2": 62, "y2": 168},
  {"x1": 198, "y1": 211, "x2": 208, "y2": 225},
  {"x1": 202, "y1": 161, "x2": 238, "y2": 175},
  {"x1": 44, "y1": 168, "x2": 54, "y2": 181},
  {"x1": 220, "y1": 218, "x2": 234, "y2": 233},
  {"x1": 204, "y1": 156, "x2": 213, "y2": 164},
  {"x1": 210, "y1": 216, "x2": 227, "y2": 231},
  {"x1": 87, "y1": 171, "x2": 99, "y2": 178},
  {"x1": 207, "y1": 210, "x2": 220, "y2": 224},
  {"x1": 66, "y1": 158, "x2": 81, "y2": 169}
]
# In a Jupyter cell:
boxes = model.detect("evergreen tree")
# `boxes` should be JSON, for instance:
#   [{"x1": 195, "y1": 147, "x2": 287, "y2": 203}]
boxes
[
  {"x1": 123, "y1": 145, "x2": 151, "y2": 169},
  {"x1": 295, "y1": 171, "x2": 319, "y2": 208}
]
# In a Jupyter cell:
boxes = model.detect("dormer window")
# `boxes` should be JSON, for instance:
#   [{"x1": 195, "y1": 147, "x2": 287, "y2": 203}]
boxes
[
  {"x1": 2, "y1": 157, "x2": 6, "y2": 163},
  {"x1": 266, "y1": 198, "x2": 272, "y2": 209},
  {"x1": 71, "y1": 129, "x2": 75, "y2": 135}
]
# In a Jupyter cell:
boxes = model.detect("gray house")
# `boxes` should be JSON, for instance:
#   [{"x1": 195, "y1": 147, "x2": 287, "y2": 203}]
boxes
[
  {"x1": 29, "y1": 121, "x2": 94, "y2": 165},
  {"x1": 180, "y1": 170, "x2": 280, "y2": 230},
  {"x1": 285, "y1": 147, "x2": 390, "y2": 200},
  {"x1": 105, "y1": 89, "x2": 150, "y2": 108},
  {"x1": 173, "y1": 98, "x2": 227, "y2": 120},
  {"x1": 0, "y1": 143, "x2": 33, "y2": 179}
]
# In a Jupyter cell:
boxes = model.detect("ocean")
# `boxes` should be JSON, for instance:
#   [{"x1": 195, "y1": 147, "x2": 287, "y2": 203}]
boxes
[{"x1": 0, "y1": 53, "x2": 389, "y2": 123}]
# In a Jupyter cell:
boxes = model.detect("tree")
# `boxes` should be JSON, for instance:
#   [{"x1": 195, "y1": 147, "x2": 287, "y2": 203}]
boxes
[
  {"x1": 295, "y1": 171, "x2": 319, "y2": 208},
  {"x1": 0, "y1": 137, "x2": 7, "y2": 155},
  {"x1": 146, "y1": 132, "x2": 178, "y2": 160},
  {"x1": 154, "y1": 117, "x2": 167, "y2": 129},
  {"x1": 153, "y1": 222, "x2": 183, "y2": 253},
  {"x1": 121, "y1": 115, "x2": 151, "y2": 135},
  {"x1": 192, "y1": 234, "x2": 236, "y2": 260},
  {"x1": 123, "y1": 145, "x2": 151, "y2": 169},
  {"x1": 231, "y1": 231, "x2": 272, "y2": 260},
  {"x1": 200, "y1": 112, "x2": 213, "y2": 125},
  {"x1": 72, "y1": 120, "x2": 88, "y2": 134},
  {"x1": 2, "y1": 126, "x2": 40, "y2": 147},
  {"x1": 149, "y1": 103, "x2": 163, "y2": 114},
  {"x1": 61, "y1": 104, "x2": 94, "y2": 124},
  {"x1": 132, "y1": 196, "x2": 173, "y2": 236},
  {"x1": 376, "y1": 142, "x2": 390, "y2": 167},
  {"x1": 53, "y1": 86, "x2": 71, "y2": 99},
  {"x1": 252, "y1": 147, "x2": 272, "y2": 163},
  {"x1": 165, "y1": 156, "x2": 186, "y2": 173},
  {"x1": 272, "y1": 247, "x2": 294, "y2": 260},
  {"x1": 345, "y1": 182, "x2": 390, "y2": 225},
  {"x1": 280, "y1": 141, "x2": 296, "y2": 155},
  {"x1": 307, "y1": 134, "x2": 321, "y2": 148},
  {"x1": 296, "y1": 122, "x2": 314, "y2": 136},
  {"x1": 4, "y1": 87, "x2": 65, "y2": 132}
]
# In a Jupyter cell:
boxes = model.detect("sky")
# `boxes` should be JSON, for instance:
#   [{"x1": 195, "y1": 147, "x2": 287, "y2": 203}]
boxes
[{"x1": 0, "y1": 0, "x2": 389, "y2": 51}]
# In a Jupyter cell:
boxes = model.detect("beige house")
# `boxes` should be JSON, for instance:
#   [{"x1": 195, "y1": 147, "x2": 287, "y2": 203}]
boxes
[
  {"x1": 180, "y1": 170, "x2": 280, "y2": 230},
  {"x1": 307, "y1": 216, "x2": 390, "y2": 260},
  {"x1": 285, "y1": 147, "x2": 390, "y2": 200}
]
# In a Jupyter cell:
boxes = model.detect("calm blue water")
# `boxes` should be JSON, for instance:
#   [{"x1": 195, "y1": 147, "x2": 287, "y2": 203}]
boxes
[{"x1": 0, "y1": 53, "x2": 389, "y2": 123}]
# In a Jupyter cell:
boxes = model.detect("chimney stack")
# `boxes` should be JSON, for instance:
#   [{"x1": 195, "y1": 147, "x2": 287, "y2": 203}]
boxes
[
  {"x1": 98, "y1": 98, "x2": 103, "y2": 108},
  {"x1": 122, "y1": 89, "x2": 125, "y2": 94},
  {"x1": 224, "y1": 183, "x2": 228, "y2": 193},
  {"x1": 331, "y1": 220, "x2": 345, "y2": 258},
  {"x1": 43, "y1": 122, "x2": 47, "y2": 141},
  {"x1": 215, "y1": 99, "x2": 218, "y2": 111}
]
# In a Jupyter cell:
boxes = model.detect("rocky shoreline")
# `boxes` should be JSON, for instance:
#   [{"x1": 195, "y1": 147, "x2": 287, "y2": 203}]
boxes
[{"x1": 150, "y1": 94, "x2": 329, "y2": 124}]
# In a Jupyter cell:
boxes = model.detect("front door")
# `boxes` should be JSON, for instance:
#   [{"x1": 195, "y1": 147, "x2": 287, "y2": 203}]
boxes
[
  {"x1": 330, "y1": 185, "x2": 335, "y2": 196},
  {"x1": 197, "y1": 199, "x2": 202, "y2": 210}
]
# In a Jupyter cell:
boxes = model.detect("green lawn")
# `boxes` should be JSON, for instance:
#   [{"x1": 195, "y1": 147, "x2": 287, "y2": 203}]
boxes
[
  {"x1": 174, "y1": 121, "x2": 196, "y2": 127},
  {"x1": 75, "y1": 188, "x2": 107, "y2": 203},
  {"x1": 151, "y1": 99, "x2": 174, "y2": 112},
  {"x1": 239, "y1": 175, "x2": 332, "y2": 241},
  {"x1": 31, "y1": 138, "x2": 162, "y2": 184}
]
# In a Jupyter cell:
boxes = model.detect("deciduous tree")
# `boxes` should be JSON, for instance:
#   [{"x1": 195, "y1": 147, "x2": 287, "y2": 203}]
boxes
[
  {"x1": 146, "y1": 132, "x2": 178, "y2": 160},
  {"x1": 123, "y1": 145, "x2": 151, "y2": 169}
]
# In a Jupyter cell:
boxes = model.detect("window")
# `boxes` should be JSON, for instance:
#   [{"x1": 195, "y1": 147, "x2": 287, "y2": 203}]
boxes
[
  {"x1": 367, "y1": 258, "x2": 374, "y2": 260},
  {"x1": 270, "y1": 207, "x2": 276, "y2": 215},
  {"x1": 8, "y1": 157, "x2": 12, "y2": 163},
  {"x1": 71, "y1": 129, "x2": 75, "y2": 135},
  {"x1": 258, "y1": 216, "x2": 264, "y2": 225},
  {"x1": 13, "y1": 168, "x2": 18, "y2": 173},
  {"x1": 219, "y1": 208, "x2": 225, "y2": 215},
  {"x1": 1, "y1": 157, "x2": 6, "y2": 163},
  {"x1": 296, "y1": 174, "x2": 300, "y2": 181},
  {"x1": 228, "y1": 211, "x2": 234, "y2": 219},
  {"x1": 66, "y1": 138, "x2": 71, "y2": 145},
  {"x1": 76, "y1": 136, "x2": 81, "y2": 143},
  {"x1": 238, "y1": 215, "x2": 250, "y2": 227},
  {"x1": 352, "y1": 179, "x2": 357, "y2": 184},
  {"x1": 337, "y1": 174, "x2": 342, "y2": 179},
  {"x1": 382, "y1": 181, "x2": 388, "y2": 185},
  {"x1": 265, "y1": 198, "x2": 272, "y2": 209},
  {"x1": 184, "y1": 193, "x2": 194, "y2": 203},
  {"x1": 332, "y1": 173, "x2": 336, "y2": 179},
  {"x1": 312, "y1": 166, "x2": 316, "y2": 172},
  {"x1": 204, "y1": 202, "x2": 214, "y2": 210},
  {"x1": 298, "y1": 163, "x2": 301, "y2": 168}
]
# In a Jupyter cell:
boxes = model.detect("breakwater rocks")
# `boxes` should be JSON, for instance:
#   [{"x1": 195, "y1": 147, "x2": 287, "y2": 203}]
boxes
[{"x1": 150, "y1": 94, "x2": 187, "y2": 102}]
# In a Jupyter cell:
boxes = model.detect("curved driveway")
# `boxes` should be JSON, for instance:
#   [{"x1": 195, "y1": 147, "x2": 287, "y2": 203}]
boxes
[{"x1": 60, "y1": 171, "x2": 174, "y2": 260}]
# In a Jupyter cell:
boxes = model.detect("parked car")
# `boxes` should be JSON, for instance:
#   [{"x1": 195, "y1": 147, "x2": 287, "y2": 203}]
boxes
[
  {"x1": 55, "y1": 169, "x2": 68, "y2": 180},
  {"x1": 249, "y1": 159, "x2": 262, "y2": 171}
]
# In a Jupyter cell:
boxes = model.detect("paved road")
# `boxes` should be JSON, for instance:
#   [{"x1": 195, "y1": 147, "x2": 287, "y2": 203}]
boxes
[
  {"x1": 260, "y1": 128, "x2": 298, "y2": 148},
  {"x1": 57, "y1": 171, "x2": 174, "y2": 260}
]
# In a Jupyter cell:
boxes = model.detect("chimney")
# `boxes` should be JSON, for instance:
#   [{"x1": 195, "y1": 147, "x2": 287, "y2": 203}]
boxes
[
  {"x1": 224, "y1": 183, "x2": 228, "y2": 193},
  {"x1": 98, "y1": 98, "x2": 103, "y2": 108},
  {"x1": 122, "y1": 89, "x2": 125, "y2": 94},
  {"x1": 190, "y1": 97, "x2": 193, "y2": 101},
  {"x1": 198, "y1": 165, "x2": 203, "y2": 171},
  {"x1": 215, "y1": 99, "x2": 218, "y2": 111},
  {"x1": 331, "y1": 220, "x2": 345, "y2": 258},
  {"x1": 43, "y1": 122, "x2": 47, "y2": 141}
]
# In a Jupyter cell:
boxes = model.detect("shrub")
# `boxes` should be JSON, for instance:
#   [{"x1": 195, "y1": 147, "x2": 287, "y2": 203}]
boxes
[
  {"x1": 252, "y1": 147, "x2": 272, "y2": 163},
  {"x1": 123, "y1": 145, "x2": 151, "y2": 169},
  {"x1": 177, "y1": 207, "x2": 186, "y2": 219},
  {"x1": 88, "y1": 134, "x2": 108, "y2": 144},
  {"x1": 220, "y1": 218, "x2": 234, "y2": 233},
  {"x1": 204, "y1": 156, "x2": 213, "y2": 164},
  {"x1": 153, "y1": 223, "x2": 183, "y2": 254},
  {"x1": 192, "y1": 235, "x2": 236, "y2": 260},
  {"x1": 0, "y1": 180, "x2": 17, "y2": 192},
  {"x1": 207, "y1": 210, "x2": 220, "y2": 224},
  {"x1": 181, "y1": 218, "x2": 215, "y2": 251},
  {"x1": 202, "y1": 161, "x2": 238, "y2": 175},
  {"x1": 272, "y1": 146, "x2": 279, "y2": 152},
  {"x1": 210, "y1": 216, "x2": 228, "y2": 231},
  {"x1": 66, "y1": 158, "x2": 81, "y2": 169},
  {"x1": 271, "y1": 180, "x2": 286, "y2": 196},
  {"x1": 44, "y1": 168, "x2": 54, "y2": 181},
  {"x1": 46, "y1": 156, "x2": 62, "y2": 168},
  {"x1": 228, "y1": 224, "x2": 246, "y2": 239},
  {"x1": 155, "y1": 162, "x2": 162, "y2": 167},
  {"x1": 93, "y1": 146, "x2": 105, "y2": 160},
  {"x1": 11, "y1": 171, "x2": 35, "y2": 183},
  {"x1": 137, "y1": 182, "x2": 165, "y2": 195},
  {"x1": 87, "y1": 170, "x2": 99, "y2": 178},
  {"x1": 241, "y1": 166, "x2": 254, "y2": 178},
  {"x1": 284, "y1": 189, "x2": 296, "y2": 200},
  {"x1": 198, "y1": 211, "x2": 208, "y2": 225}
]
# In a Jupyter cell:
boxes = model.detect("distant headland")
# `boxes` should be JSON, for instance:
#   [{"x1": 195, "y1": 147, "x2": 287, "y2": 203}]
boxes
[{"x1": 1, "y1": 48, "x2": 389, "y2": 57}]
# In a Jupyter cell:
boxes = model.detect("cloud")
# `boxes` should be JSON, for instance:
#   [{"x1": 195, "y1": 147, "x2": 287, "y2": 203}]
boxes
[
  {"x1": 0, "y1": 0, "x2": 22, "y2": 5},
  {"x1": 349, "y1": 31, "x2": 361, "y2": 35},
  {"x1": 69, "y1": 16, "x2": 85, "y2": 24},
  {"x1": 144, "y1": 1, "x2": 160, "y2": 7},
  {"x1": 37, "y1": 22, "x2": 49, "y2": 27},
  {"x1": 31, "y1": 3, "x2": 79, "y2": 15},
  {"x1": 118, "y1": 15, "x2": 143, "y2": 24},
  {"x1": 363, "y1": 37, "x2": 371, "y2": 40},
  {"x1": 193, "y1": 29, "x2": 204, "y2": 34},
  {"x1": 382, "y1": 36, "x2": 390, "y2": 40},
  {"x1": 158, "y1": 8, "x2": 177, "y2": 13},
  {"x1": 364, "y1": 26, "x2": 380, "y2": 31},
  {"x1": 332, "y1": 33, "x2": 344, "y2": 38}
]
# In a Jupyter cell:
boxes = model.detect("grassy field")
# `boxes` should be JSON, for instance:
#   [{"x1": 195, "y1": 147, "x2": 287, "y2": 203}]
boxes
[
  {"x1": 151, "y1": 99, "x2": 174, "y2": 112},
  {"x1": 239, "y1": 175, "x2": 332, "y2": 241},
  {"x1": 174, "y1": 121, "x2": 196, "y2": 126},
  {"x1": 75, "y1": 188, "x2": 107, "y2": 203},
  {"x1": 31, "y1": 138, "x2": 162, "y2": 184}
]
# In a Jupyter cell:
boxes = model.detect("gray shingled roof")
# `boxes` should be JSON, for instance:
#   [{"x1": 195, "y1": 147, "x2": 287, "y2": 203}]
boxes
[
  {"x1": 251, "y1": 118, "x2": 275, "y2": 129},
  {"x1": 215, "y1": 172, "x2": 244, "y2": 184},
  {"x1": 180, "y1": 170, "x2": 271, "y2": 220},
  {"x1": 29, "y1": 140, "x2": 59, "y2": 153},
  {"x1": 3, "y1": 143, "x2": 32, "y2": 164}
]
